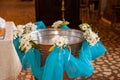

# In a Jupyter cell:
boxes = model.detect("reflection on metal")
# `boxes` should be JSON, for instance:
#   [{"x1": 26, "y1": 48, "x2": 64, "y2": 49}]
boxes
[{"x1": 37, "y1": 28, "x2": 84, "y2": 56}]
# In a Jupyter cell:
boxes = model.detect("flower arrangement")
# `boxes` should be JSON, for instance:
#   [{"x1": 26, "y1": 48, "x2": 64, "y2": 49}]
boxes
[
  {"x1": 79, "y1": 23, "x2": 100, "y2": 46},
  {"x1": 49, "y1": 36, "x2": 69, "y2": 52},
  {"x1": 51, "y1": 20, "x2": 69, "y2": 28},
  {"x1": 19, "y1": 33, "x2": 37, "y2": 53},
  {"x1": 13, "y1": 22, "x2": 37, "y2": 53},
  {"x1": 13, "y1": 22, "x2": 37, "y2": 39}
]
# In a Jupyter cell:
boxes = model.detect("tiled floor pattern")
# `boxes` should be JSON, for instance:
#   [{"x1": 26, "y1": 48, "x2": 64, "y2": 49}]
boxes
[
  {"x1": 17, "y1": 69, "x2": 35, "y2": 80},
  {"x1": 0, "y1": 1, "x2": 120, "y2": 80}
]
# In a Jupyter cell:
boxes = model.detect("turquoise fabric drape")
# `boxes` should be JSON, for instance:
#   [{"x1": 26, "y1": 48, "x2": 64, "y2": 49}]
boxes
[
  {"x1": 13, "y1": 21, "x2": 107, "y2": 80},
  {"x1": 89, "y1": 41, "x2": 107, "y2": 60},
  {"x1": 13, "y1": 21, "x2": 46, "y2": 79},
  {"x1": 13, "y1": 37, "x2": 25, "y2": 62},
  {"x1": 65, "y1": 40, "x2": 107, "y2": 78},
  {"x1": 41, "y1": 40, "x2": 107, "y2": 80},
  {"x1": 13, "y1": 20, "x2": 46, "y2": 62},
  {"x1": 42, "y1": 47, "x2": 94, "y2": 80},
  {"x1": 22, "y1": 48, "x2": 43, "y2": 80},
  {"x1": 64, "y1": 49, "x2": 94, "y2": 78},
  {"x1": 42, "y1": 47, "x2": 64, "y2": 80},
  {"x1": 35, "y1": 21, "x2": 46, "y2": 29}
]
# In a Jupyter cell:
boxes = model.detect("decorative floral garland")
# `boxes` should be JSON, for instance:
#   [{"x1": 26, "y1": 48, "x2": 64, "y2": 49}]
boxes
[{"x1": 79, "y1": 23, "x2": 100, "y2": 46}]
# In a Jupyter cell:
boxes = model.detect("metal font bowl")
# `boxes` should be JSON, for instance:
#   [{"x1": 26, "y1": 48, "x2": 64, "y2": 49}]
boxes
[{"x1": 37, "y1": 28, "x2": 84, "y2": 57}]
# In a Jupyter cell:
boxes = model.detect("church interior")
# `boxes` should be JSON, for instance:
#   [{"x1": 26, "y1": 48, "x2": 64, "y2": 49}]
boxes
[{"x1": 0, "y1": 0, "x2": 120, "y2": 80}]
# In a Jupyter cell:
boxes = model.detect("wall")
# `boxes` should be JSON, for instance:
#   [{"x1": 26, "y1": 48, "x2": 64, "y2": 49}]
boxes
[{"x1": 103, "y1": 0, "x2": 118, "y2": 22}]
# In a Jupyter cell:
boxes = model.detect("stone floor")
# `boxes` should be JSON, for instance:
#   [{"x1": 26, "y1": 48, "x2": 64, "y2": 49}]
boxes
[{"x1": 0, "y1": 0, "x2": 120, "y2": 80}]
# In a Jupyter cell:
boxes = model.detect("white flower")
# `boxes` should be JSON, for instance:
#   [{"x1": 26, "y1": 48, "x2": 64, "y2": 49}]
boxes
[
  {"x1": 51, "y1": 36, "x2": 69, "y2": 48},
  {"x1": 55, "y1": 39, "x2": 64, "y2": 47},
  {"x1": 62, "y1": 36, "x2": 69, "y2": 45},
  {"x1": 13, "y1": 22, "x2": 38, "y2": 53},
  {"x1": 79, "y1": 23, "x2": 90, "y2": 31},
  {"x1": 25, "y1": 22, "x2": 37, "y2": 31},
  {"x1": 23, "y1": 22, "x2": 37, "y2": 34},
  {"x1": 55, "y1": 36, "x2": 67, "y2": 47},
  {"x1": 86, "y1": 29, "x2": 100, "y2": 46},
  {"x1": 13, "y1": 25, "x2": 24, "y2": 39},
  {"x1": 51, "y1": 20, "x2": 69, "y2": 28},
  {"x1": 20, "y1": 35, "x2": 28, "y2": 44},
  {"x1": 18, "y1": 29, "x2": 24, "y2": 36},
  {"x1": 13, "y1": 22, "x2": 37, "y2": 39},
  {"x1": 17, "y1": 25, "x2": 25, "y2": 29},
  {"x1": 79, "y1": 23, "x2": 100, "y2": 46},
  {"x1": 19, "y1": 33, "x2": 36, "y2": 53},
  {"x1": 52, "y1": 20, "x2": 63, "y2": 28},
  {"x1": 13, "y1": 30, "x2": 18, "y2": 39},
  {"x1": 51, "y1": 36, "x2": 60, "y2": 44},
  {"x1": 13, "y1": 29, "x2": 24, "y2": 39},
  {"x1": 86, "y1": 36, "x2": 96, "y2": 46}
]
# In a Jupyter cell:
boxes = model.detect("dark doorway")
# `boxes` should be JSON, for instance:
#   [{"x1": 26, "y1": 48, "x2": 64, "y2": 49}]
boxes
[{"x1": 35, "y1": 0, "x2": 81, "y2": 29}]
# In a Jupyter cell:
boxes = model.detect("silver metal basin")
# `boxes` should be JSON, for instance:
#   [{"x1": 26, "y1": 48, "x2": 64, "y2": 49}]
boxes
[{"x1": 37, "y1": 28, "x2": 84, "y2": 56}]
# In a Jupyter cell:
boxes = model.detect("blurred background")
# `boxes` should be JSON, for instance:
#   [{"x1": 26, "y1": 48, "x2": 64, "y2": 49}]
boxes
[{"x1": 0, "y1": 0, "x2": 120, "y2": 80}]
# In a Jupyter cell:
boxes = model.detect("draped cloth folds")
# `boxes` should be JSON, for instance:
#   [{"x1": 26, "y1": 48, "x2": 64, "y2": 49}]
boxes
[
  {"x1": 14, "y1": 40, "x2": 106, "y2": 80},
  {"x1": 13, "y1": 22, "x2": 107, "y2": 80},
  {"x1": 41, "y1": 40, "x2": 107, "y2": 80},
  {"x1": 22, "y1": 48, "x2": 43, "y2": 80},
  {"x1": 65, "y1": 40, "x2": 107, "y2": 78},
  {"x1": 13, "y1": 21, "x2": 46, "y2": 79},
  {"x1": 13, "y1": 37, "x2": 25, "y2": 62},
  {"x1": 42, "y1": 47, "x2": 64, "y2": 80}
]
